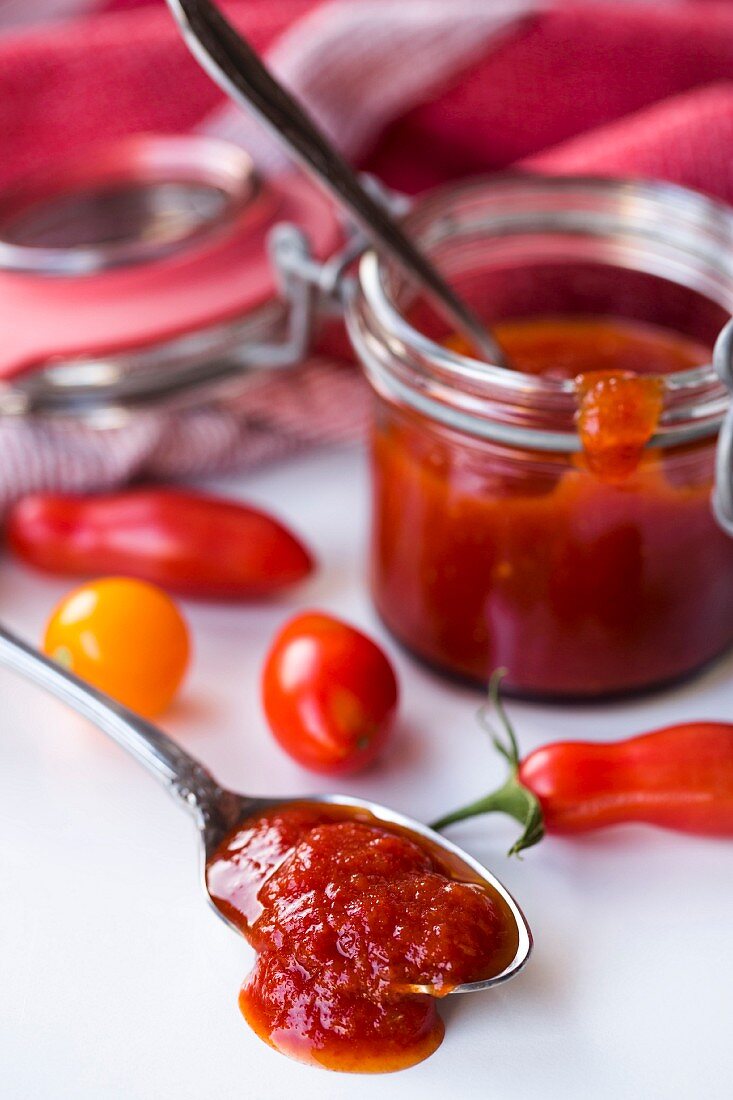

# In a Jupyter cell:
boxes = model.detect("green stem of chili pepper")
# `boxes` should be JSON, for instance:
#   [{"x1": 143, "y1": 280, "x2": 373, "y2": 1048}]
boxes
[{"x1": 431, "y1": 671, "x2": 545, "y2": 857}]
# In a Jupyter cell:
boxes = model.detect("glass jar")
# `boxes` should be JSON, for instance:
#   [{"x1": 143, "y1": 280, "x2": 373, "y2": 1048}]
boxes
[{"x1": 347, "y1": 175, "x2": 733, "y2": 699}]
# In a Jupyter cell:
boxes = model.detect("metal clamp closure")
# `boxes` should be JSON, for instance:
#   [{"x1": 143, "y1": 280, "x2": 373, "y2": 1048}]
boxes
[
  {"x1": 713, "y1": 319, "x2": 733, "y2": 536},
  {"x1": 269, "y1": 175, "x2": 409, "y2": 311}
]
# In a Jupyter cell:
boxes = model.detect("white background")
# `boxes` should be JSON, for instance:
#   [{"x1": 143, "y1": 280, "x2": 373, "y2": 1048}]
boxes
[{"x1": 2, "y1": 444, "x2": 732, "y2": 1100}]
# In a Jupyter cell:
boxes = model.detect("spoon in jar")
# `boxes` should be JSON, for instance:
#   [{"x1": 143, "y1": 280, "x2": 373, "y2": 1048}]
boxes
[
  {"x1": 0, "y1": 619, "x2": 531, "y2": 996},
  {"x1": 165, "y1": 0, "x2": 511, "y2": 369}
]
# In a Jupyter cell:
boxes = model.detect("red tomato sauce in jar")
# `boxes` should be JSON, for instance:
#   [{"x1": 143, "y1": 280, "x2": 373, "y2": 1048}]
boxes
[
  {"x1": 206, "y1": 802, "x2": 519, "y2": 1073},
  {"x1": 371, "y1": 316, "x2": 733, "y2": 698}
]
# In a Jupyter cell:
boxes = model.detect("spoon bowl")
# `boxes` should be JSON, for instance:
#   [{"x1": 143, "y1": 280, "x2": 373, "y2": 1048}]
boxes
[
  {"x1": 200, "y1": 789, "x2": 532, "y2": 995},
  {"x1": 0, "y1": 621, "x2": 531, "y2": 996}
]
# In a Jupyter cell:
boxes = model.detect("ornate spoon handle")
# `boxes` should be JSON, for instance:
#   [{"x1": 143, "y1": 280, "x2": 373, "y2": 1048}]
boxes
[{"x1": 0, "y1": 621, "x2": 220, "y2": 815}]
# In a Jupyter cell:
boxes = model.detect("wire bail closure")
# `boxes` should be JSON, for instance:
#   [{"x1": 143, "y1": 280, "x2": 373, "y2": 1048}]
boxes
[{"x1": 713, "y1": 319, "x2": 733, "y2": 536}]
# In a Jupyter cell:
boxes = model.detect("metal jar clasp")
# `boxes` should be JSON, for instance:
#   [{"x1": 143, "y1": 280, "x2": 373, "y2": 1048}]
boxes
[{"x1": 713, "y1": 319, "x2": 733, "y2": 536}]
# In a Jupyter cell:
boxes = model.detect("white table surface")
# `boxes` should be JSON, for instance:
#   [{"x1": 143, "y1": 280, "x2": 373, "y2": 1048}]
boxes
[{"x1": 2, "y1": 443, "x2": 732, "y2": 1100}]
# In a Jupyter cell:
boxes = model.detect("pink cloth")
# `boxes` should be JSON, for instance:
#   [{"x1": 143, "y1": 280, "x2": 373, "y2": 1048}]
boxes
[{"x1": 0, "y1": 1, "x2": 732, "y2": 505}]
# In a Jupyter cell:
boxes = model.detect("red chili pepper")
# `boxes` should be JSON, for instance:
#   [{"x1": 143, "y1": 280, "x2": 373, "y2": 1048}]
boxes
[
  {"x1": 432, "y1": 673, "x2": 733, "y2": 855},
  {"x1": 7, "y1": 488, "x2": 314, "y2": 599}
]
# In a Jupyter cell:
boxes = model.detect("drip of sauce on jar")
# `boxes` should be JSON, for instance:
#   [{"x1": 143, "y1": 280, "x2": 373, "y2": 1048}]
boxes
[
  {"x1": 575, "y1": 370, "x2": 664, "y2": 482},
  {"x1": 206, "y1": 803, "x2": 519, "y2": 1073},
  {"x1": 449, "y1": 317, "x2": 682, "y2": 481}
]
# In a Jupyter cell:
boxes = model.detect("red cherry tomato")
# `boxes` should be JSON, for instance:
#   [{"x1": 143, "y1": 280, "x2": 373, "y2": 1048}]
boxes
[{"x1": 262, "y1": 612, "x2": 398, "y2": 775}]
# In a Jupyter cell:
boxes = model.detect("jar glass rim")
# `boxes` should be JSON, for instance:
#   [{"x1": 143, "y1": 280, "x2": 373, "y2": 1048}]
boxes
[{"x1": 351, "y1": 173, "x2": 733, "y2": 450}]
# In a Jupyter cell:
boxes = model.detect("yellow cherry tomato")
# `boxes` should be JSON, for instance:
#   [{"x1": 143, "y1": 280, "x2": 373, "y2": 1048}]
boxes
[{"x1": 43, "y1": 577, "x2": 190, "y2": 717}]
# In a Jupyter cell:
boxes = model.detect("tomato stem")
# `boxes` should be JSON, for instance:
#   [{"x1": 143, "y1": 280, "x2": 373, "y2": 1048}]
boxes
[{"x1": 430, "y1": 671, "x2": 545, "y2": 857}]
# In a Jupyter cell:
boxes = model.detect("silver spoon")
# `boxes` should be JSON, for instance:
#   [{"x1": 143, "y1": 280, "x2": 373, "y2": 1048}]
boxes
[
  {"x1": 165, "y1": 0, "x2": 511, "y2": 369},
  {"x1": 0, "y1": 619, "x2": 531, "y2": 995}
]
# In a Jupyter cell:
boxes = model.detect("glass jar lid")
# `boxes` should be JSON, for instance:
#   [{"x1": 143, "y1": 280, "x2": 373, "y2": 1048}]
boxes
[{"x1": 0, "y1": 135, "x2": 342, "y2": 392}]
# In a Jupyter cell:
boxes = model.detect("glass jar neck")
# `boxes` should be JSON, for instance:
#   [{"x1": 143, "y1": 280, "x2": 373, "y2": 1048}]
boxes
[{"x1": 348, "y1": 174, "x2": 733, "y2": 453}]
